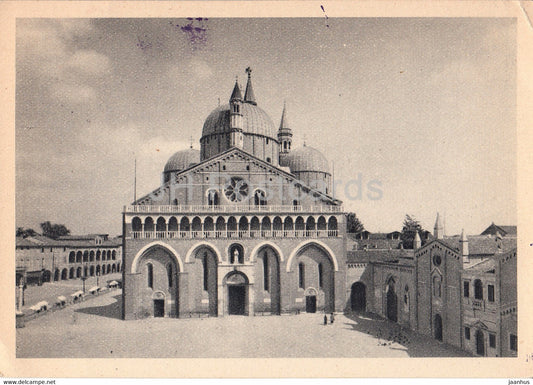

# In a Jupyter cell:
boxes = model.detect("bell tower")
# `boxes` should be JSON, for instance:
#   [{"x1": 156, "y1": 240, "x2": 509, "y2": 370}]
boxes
[
  {"x1": 278, "y1": 102, "x2": 292, "y2": 166},
  {"x1": 229, "y1": 78, "x2": 244, "y2": 149}
]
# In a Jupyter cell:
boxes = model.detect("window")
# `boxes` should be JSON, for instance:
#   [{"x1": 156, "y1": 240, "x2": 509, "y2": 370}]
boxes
[
  {"x1": 464, "y1": 281, "x2": 470, "y2": 298},
  {"x1": 167, "y1": 264, "x2": 173, "y2": 288},
  {"x1": 203, "y1": 254, "x2": 208, "y2": 291},
  {"x1": 433, "y1": 255, "x2": 442, "y2": 266},
  {"x1": 318, "y1": 263, "x2": 323, "y2": 288},
  {"x1": 254, "y1": 190, "x2": 267, "y2": 206},
  {"x1": 465, "y1": 327, "x2": 471, "y2": 340},
  {"x1": 298, "y1": 263, "x2": 305, "y2": 289},
  {"x1": 266, "y1": 157, "x2": 271, "y2": 163},
  {"x1": 488, "y1": 285, "x2": 495, "y2": 302},
  {"x1": 263, "y1": 253, "x2": 269, "y2": 292},
  {"x1": 489, "y1": 333, "x2": 496, "y2": 348},
  {"x1": 474, "y1": 279, "x2": 483, "y2": 300},
  {"x1": 147, "y1": 263, "x2": 153, "y2": 289},
  {"x1": 433, "y1": 275, "x2": 442, "y2": 297},
  {"x1": 510, "y1": 334, "x2": 517, "y2": 351}
]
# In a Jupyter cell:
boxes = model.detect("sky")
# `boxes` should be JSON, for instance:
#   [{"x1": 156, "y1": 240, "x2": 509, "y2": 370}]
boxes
[{"x1": 15, "y1": 18, "x2": 516, "y2": 237}]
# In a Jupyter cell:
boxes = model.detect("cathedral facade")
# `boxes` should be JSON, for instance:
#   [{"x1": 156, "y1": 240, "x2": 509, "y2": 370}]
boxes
[{"x1": 122, "y1": 70, "x2": 346, "y2": 319}]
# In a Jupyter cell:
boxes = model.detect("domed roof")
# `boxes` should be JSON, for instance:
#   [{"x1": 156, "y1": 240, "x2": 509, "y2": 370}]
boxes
[
  {"x1": 201, "y1": 103, "x2": 276, "y2": 139},
  {"x1": 285, "y1": 145, "x2": 330, "y2": 174},
  {"x1": 164, "y1": 148, "x2": 200, "y2": 173}
]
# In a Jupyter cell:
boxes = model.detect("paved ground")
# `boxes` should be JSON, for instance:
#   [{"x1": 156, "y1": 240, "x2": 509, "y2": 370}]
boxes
[
  {"x1": 18, "y1": 273, "x2": 122, "y2": 313},
  {"x1": 16, "y1": 289, "x2": 469, "y2": 358}
]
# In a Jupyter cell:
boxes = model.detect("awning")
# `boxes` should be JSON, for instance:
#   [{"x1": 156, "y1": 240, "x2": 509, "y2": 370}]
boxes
[
  {"x1": 71, "y1": 291, "x2": 83, "y2": 297},
  {"x1": 108, "y1": 280, "x2": 118, "y2": 286},
  {"x1": 88, "y1": 286, "x2": 100, "y2": 293},
  {"x1": 57, "y1": 295, "x2": 67, "y2": 302}
]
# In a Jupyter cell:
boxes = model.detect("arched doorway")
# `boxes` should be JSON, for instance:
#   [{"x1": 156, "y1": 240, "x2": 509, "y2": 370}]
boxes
[
  {"x1": 386, "y1": 278, "x2": 397, "y2": 322},
  {"x1": 54, "y1": 269, "x2": 60, "y2": 281},
  {"x1": 291, "y1": 242, "x2": 335, "y2": 313},
  {"x1": 224, "y1": 271, "x2": 249, "y2": 315},
  {"x1": 153, "y1": 291, "x2": 165, "y2": 318},
  {"x1": 434, "y1": 314, "x2": 443, "y2": 341},
  {"x1": 305, "y1": 287, "x2": 318, "y2": 313},
  {"x1": 351, "y1": 282, "x2": 366, "y2": 312},
  {"x1": 133, "y1": 244, "x2": 181, "y2": 318},
  {"x1": 42, "y1": 270, "x2": 51, "y2": 283},
  {"x1": 476, "y1": 330, "x2": 485, "y2": 356}
]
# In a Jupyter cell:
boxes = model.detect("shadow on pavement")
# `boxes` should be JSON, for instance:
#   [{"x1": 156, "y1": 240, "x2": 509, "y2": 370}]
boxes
[
  {"x1": 343, "y1": 311, "x2": 470, "y2": 357},
  {"x1": 75, "y1": 294, "x2": 122, "y2": 320}
]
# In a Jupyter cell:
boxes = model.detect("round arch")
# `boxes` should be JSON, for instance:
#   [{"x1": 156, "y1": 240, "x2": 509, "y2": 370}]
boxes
[
  {"x1": 131, "y1": 241, "x2": 184, "y2": 273},
  {"x1": 184, "y1": 241, "x2": 223, "y2": 264},
  {"x1": 286, "y1": 240, "x2": 339, "y2": 272},
  {"x1": 250, "y1": 241, "x2": 285, "y2": 262}
]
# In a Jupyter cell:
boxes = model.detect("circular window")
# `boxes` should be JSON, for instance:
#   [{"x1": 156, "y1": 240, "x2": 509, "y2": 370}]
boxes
[
  {"x1": 224, "y1": 177, "x2": 249, "y2": 202},
  {"x1": 433, "y1": 255, "x2": 442, "y2": 266}
]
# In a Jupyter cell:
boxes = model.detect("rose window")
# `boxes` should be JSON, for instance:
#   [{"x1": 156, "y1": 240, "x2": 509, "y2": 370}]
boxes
[{"x1": 224, "y1": 177, "x2": 249, "y2": 202}]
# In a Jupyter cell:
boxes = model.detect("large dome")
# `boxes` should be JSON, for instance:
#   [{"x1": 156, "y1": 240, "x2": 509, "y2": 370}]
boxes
[
  {"x1": 164, "y1": 148, "x2": 200, "y2": 173},
  {"x1": 202, "y1": 103, "x2": 276, "y2": 140},
  {"x1": 285, "y1": 145, "x2": 330, "y2": 174}
]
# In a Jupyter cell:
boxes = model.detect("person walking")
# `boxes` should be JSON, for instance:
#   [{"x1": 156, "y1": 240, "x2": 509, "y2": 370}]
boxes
[
  {"x1": 323, "y1": 314, "x2": 328, "y2": 325},
  {"x1": 330, "y1": 313, "x2": 335, "y2": 324}
]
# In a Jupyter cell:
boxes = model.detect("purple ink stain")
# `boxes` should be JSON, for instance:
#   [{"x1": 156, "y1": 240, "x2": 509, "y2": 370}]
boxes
[{"x1": 172, "y1": 18, "x2": 209, "y2": 51}]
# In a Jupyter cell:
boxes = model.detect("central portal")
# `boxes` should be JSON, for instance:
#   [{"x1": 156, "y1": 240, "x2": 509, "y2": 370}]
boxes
[{"x1": 228, "y1": 286, "x2": 246, "y2": 315}]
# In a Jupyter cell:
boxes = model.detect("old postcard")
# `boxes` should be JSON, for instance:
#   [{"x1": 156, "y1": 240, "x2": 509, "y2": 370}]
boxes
[{"x1": 1, "y1": 0, "x2": 532, "y2": 379}]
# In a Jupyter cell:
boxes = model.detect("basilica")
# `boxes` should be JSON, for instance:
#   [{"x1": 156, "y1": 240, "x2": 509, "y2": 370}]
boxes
[{"x1": 122, "y1": 69, "x2": 345, "y2": 318}]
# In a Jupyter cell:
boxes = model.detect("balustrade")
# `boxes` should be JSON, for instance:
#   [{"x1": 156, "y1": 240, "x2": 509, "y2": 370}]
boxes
[
  {"x1": 125, "y1": 204, "x2": 342, "y2": 214},
  {"x1": 130, "y1": 229, "x2": 339, "y2": 239}
]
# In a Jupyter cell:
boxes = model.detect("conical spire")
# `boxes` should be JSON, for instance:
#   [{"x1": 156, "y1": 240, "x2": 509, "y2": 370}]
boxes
[
  {"x1": 230, "y1": 78, "x2": 242, "y2": 102},
  {"x1": 279, "y1": 101, "x2": 290, "y2": 130},
  {"x1": 413, "y1": 231, "x2": 421, "y2": 249},
  {"x1": 434, "y1": 212, "x2": 443, "y2": 239},
  {"x1": 244, "y1": 67, "x2": 257, "y2": 105}
]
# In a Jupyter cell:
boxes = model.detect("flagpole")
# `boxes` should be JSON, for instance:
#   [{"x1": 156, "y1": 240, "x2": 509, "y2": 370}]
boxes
[{"x1": 134, "y1": 158, "x2": 137, "y2": 203}]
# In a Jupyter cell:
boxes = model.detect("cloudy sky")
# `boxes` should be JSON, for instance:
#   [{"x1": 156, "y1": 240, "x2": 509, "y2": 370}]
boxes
[{"x1": 16, "y1": 18, "x2": 516, "y2": 236}]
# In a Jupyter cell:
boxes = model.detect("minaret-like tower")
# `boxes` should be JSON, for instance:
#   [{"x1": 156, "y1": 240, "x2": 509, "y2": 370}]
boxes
[
  {"x1": 434, "y1": 212, "x2": 444, "y2": 240},
  {"x1": 229, "y1": 78, "x2": 244, "y2": 149},
  {"x1": 244, "y1": 67, "x2": 257, "y2": 105},
  {"x1": 278, "y1": 101, "x2": 293, "y2": 166},
  {"x1": 460, "y1": 228, "x2": 469, "y2": 264},
  {"x1": 413, "y1": 231, "x2": 421, "y2": 249}
]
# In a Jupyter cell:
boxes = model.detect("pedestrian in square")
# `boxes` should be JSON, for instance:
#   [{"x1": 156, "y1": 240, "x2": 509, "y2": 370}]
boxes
[
  {"x1": 330, "y1": 313, "x2": 335, "y2": 324},
  {"x1": 323, "y1": 314, "x2": 328, "y2": 325}
]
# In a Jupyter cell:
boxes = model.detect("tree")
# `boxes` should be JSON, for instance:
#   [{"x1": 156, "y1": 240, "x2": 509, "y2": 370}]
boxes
[
  {"x1": 346, "y1": 212, "x2": 365, "y2": 234},
  {"x1": 40, "y1": 221, "x2": 70, "y2": 239},
  {"x1": 16, "y1": 227, "x2": 37, "y2": 238},
  {"x1": 400, "y1": 214, "x2": 425, "y2": 249}
]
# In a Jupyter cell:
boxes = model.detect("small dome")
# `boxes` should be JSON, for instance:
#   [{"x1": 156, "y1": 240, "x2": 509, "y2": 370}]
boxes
[
  {"x1": 164, "y1": 148, "x2": 200, "y2": 173},
  {"x1": 201, "y1": 103, "x2": 276, "y2": 140},
  {"x1": 285, "y1": 145, "x2": 330, "y2": 174}
]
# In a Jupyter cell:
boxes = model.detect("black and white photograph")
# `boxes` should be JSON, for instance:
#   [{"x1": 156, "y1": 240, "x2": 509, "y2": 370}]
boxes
[{"x1": 2, "y1": 0, "x2": 533, "y2": 380}]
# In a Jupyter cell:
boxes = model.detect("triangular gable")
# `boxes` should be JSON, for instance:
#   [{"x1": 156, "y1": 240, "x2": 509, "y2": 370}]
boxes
[
  {"x1": 416, "y1": 238, "x2": 460, "y2": 257},
  {"x1": 135, "y1": 147, "x2": 342, "y2": 205}
]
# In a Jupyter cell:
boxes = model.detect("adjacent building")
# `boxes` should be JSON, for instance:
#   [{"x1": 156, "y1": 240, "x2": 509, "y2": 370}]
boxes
[
  {"x1": 346, "y1": 219, "x2": 517, "y2": 357},
  {"x1": 15, "y1": 234, "x2": 122, "y2": 287}
]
